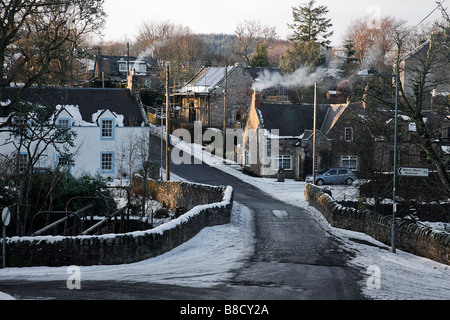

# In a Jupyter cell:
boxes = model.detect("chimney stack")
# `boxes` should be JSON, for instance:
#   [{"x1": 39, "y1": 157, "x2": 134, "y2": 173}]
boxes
[
  {"x1": 252, "y1": 90, "x2": 261, "y2": 109},
  {"x1": 127, "y1": 69, "x2": 137, "y2": 92}
]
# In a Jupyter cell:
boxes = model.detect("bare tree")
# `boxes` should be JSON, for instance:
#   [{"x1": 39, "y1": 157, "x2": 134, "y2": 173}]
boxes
[
  {"x1": 0, "y1": 0, "x2": 105, "y2": 120},
  {"x1": 362, "y1": 13, "x2": 450, "y2": 197},
  {"x1": 2, "y1": 103, "x2": 77, "y2": 235},
  {"x1": 230, "y1": 20, "x2": 277, "y2": 66},
  {"x1": 135, "y1": 20, "x2": 185, "y2": 51},
  {"x1": 135, "y1": 20, "x2": 208, "y2": 85},
  {"x1": 344, "y1": 15, "x2": 408, "y2": 71}
]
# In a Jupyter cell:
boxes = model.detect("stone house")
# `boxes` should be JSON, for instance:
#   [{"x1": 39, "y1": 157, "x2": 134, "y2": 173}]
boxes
[
  {"x1": 0, "y1": 85, "x2": 149, "y2": 179},
  {"x1": 400, "y1": 32, "x2": 450, "y2": 105},
  {"x1": 240, "y1": 91, "x2": 330, "y2": 180},
  {"x1": 172, "y1": 65, "x2": 285, "y2": 129},
  {"x1": 93, "y1": 54, "x2": 160, "y2": 90},
  {"x1": 323, "y1": 102, "x2": 450, "y2": 178}
]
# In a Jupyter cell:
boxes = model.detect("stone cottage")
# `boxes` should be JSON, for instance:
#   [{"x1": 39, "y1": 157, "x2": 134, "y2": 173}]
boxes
[
  {"x1": 172, "y1": 65, "x2": 285, "y2": 129},
  {"x1": 240, "y1": 91, "x2": 330, "y2": 180}
]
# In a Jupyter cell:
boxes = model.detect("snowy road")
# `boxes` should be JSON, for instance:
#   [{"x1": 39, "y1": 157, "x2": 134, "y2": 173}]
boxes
[{"x1": 1, "y1": 133, "x2": 449, "y2": 301}]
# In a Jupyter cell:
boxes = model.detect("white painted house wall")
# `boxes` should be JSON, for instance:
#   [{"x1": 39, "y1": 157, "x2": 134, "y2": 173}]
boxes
[{"x1": 0, "y1": 104, "x2": 148, "y2": 179}]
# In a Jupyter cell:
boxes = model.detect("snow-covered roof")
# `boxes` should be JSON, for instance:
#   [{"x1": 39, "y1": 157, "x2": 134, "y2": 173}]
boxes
[
  {"x1": 178, "y1": 66, "x2": 235, "y2": 93},
  {"x1": 1, "y1": 87, "x2": 144, "y2": 127}
]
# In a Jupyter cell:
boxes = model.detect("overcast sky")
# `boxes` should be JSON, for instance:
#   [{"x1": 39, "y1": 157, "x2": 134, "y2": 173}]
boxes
[{"x1": 100, "y1": 0, "x2": 445, "y2": 46}]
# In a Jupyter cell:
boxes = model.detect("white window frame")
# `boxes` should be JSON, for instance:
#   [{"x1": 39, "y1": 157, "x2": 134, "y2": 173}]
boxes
[
  {"x1": 118, "y1": 62, "x2": 127, "y2": 72},
  {"x1": 57, "y1": 118, "x2": 71, "y2": 139},
  {"x1": 100, "y1": 119, "x2": 115, "y2": 140},
  {"x1": 100, "y1": 152, "x2": 114, "y2": 174},
  {"x1": 136, "y1": 62, "x2": 146, "y2": 73},
  {"x1": 274, "y1": 155, "x2": 292, "y2": 170}
]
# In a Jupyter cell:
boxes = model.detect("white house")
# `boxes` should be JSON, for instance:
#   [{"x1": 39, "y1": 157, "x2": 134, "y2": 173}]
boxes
[{"x1": 0, "y1": 87, "x2": 150, "y2": 179}]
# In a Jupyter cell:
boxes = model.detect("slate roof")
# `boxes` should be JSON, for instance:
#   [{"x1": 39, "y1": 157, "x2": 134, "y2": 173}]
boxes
[
  {"x1": 320, "y1": 103, "x2": 349, "y2": 135},
  {"x1": 244, "y1": 67, "x2": 283, "y2": 80},
  {"x1": 1, "y1": 87, "x2": 145, "y2": 126},
  {"x1": 94, "y1": 55, "x2": 158, "y2": 77},
  {"x1": 259, "y1": 103, "x2": 329, "y2": 137}
]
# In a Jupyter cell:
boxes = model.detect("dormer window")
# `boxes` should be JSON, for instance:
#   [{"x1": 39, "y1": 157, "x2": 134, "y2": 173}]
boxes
[
  {"x1": 100, "y1": 118, "x2": 115, "y2": 140},
  {"x1": 118, "y1": 60, "x2": 146, "y2": 73},
  {"x1": 135, "y1": 62, "x2": 146, "y2": 73},
  {"x1": 57, "y1": 118, "x2": 71, "y2": 138},
  {"x1": 118, "y1": 61, "x2": 127, "y2": 72}
]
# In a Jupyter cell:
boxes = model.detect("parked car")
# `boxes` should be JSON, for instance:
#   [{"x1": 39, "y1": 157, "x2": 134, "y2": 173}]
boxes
[{"x1": 306, "y1": 167, "x2": 356, "y2": 186}]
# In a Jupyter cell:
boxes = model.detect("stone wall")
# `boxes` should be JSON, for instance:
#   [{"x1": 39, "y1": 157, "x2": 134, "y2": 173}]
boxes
[
  {"x1": 305, "y1": 183, "x2": 450, "y2": 265},
  {"x1": 138, "y1": 179, "x2": 225, "y2": 212},
  {"x1": 2, "y1": 181, "x2": 233, "y2": 267}
]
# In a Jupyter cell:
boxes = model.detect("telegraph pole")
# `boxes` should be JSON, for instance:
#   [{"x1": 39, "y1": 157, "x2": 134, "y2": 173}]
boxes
[
  {"x1": 223, "y1": 66, "x2": 228, "y2": 156},
  {"x1": 312, "y1": 81, "x2": 317, "y2": 184},
  {"x1": 165, "y1": 65, "x2": 170, "y2": 181}
]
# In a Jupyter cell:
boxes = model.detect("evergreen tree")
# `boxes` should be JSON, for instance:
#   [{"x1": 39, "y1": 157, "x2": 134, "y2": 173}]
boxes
[
  {"x1": 288, "y1": 0, "x2": 333, "y2": 46},
  {"x1": 279, "y1": 41, "x2": 325, "y2": 73},
  {"x1": 250, "y1": 43, "x2": 270, "y2": 67}
]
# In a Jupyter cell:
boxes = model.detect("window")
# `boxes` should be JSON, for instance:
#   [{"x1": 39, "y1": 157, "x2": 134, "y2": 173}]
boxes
[
  {"x1": 274, "y1": 155, "x2": 292, "y2": 170},
  {"x1": 101, "y1": 152, "x2": 114, "y2": 173},
  {"x1": 101, "y1": 119, "x2": 114, "y2": 139},
  {"x1": 235, "y1": 107, "x2": 241, "y2": 122},
  {"x1": 58, "y1": 119, "x2": 70, "y2": 129},
  {"x1": 118, "y1": 62, "x2": 127, "y2": 72},
  {"x1": 341, "y1": 155, "x2": 358, "y2": 170},
  {"x1": 57, "y1": 118, "x2": 71, "y2": 139},
  {"x1": 136, "y1": 62, "x2": 146, "y2": 73},
  {"x1": 344, "y1": 127, "x2": 353, "y2": 142},
  {"x1": 57, "y1": 154, "x2": 71, "y2": 167}
]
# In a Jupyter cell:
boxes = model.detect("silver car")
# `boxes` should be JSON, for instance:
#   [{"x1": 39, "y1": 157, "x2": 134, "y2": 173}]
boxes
[{"x1": 306, "y1": 167, "x2": 356, "y2": 186}]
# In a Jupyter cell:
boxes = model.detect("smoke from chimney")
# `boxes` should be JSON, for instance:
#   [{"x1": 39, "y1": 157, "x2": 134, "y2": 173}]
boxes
[{"x1": 252, "y1": 67, "x2": 326, "y2": 92}]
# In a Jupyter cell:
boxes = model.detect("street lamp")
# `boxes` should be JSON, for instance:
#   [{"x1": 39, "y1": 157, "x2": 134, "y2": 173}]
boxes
[{"x1": 358, "y1": 68, "x2": 400, "y2": 253}]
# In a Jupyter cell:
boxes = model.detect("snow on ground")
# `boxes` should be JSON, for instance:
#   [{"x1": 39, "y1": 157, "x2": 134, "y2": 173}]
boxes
[
  {"x1": 1, "y1": 131, "x2": 449, "y2": 300},
  {"x1": 0, "y1": 200, "x2": 254, "y2": 289}
]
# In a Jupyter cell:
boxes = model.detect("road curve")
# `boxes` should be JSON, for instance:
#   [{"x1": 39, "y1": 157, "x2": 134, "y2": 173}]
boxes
[{"x1": 0, "y1": 139, "x2": 365, "y2": 301}]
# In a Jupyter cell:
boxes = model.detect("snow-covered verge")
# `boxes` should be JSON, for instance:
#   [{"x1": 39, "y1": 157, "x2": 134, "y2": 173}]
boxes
[{"x1": 168, "y1": 136, "x2": 450, "y2": 300}]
